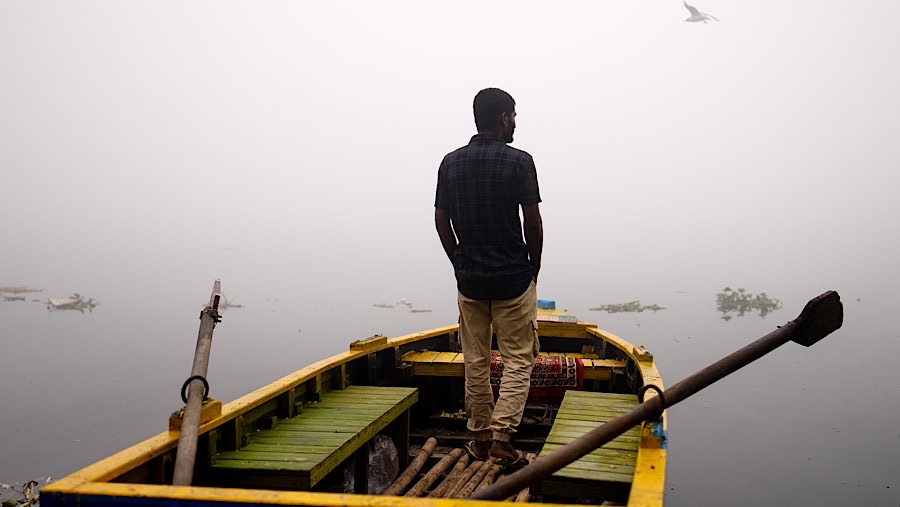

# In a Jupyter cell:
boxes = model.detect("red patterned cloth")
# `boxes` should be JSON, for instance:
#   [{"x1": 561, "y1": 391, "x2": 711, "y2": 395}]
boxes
[{"x1": 489, "y1": 352, "x2": 584, "y2": 405}]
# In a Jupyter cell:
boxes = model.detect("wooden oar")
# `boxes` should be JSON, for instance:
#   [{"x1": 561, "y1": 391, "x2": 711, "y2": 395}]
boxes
[
  {"x1": 471, "y1": 290, "x2": 843, "y2": 501},
  {"x1": 172, "y1": 279, "x2": 222, "y2": 485}
]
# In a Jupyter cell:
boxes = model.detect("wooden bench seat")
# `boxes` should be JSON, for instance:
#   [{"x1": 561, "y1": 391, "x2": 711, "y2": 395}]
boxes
[
  {"x1": 538, "y1": 391, "x2": 640, "y2": 500},
  {"x1": 212, "y1": 385, "x2": 417, "y2": 491},
  {"x1": 401, "y1": 351, "x2": 626, "y2": 381}
]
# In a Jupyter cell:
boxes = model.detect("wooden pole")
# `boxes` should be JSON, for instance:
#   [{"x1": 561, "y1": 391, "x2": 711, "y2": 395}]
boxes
[
  {"x1": 445, "y1": 460, "x2": 483, "y2": 498},
  {"x1": 473, "y1": 463, "x2": 504, "y2": 492},
  {"x1": 383, "y1": 437, "x2": 437, "y2": 496},
  {"x1": 172, "y1": 279, "x2": 222, "y2": 486},
  {"x1": 513, "y1": 453, "x2": 537, "y2": 502},
  {"x1": 404, "y1": 448, "x2": 464, "y2": 497},
  {"x1": 472, "y1": 291, "x2": 843, "y2": 501},
  {"x1": 455, "y1": 459, "x2": 497, "y2": 498},
  {"x1": 427, "y1": 453, "x2": 470, "y2": 498}
]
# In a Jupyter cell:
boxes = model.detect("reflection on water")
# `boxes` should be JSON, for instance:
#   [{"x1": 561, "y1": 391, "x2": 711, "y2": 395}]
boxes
[{"x1": 715, "y1": 287, "x2": 782, "y2": 321}]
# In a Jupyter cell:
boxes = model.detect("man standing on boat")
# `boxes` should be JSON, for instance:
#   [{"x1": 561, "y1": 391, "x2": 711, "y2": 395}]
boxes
[{"x1": 434, "y1": 87, "x2": 543, "y2": 468}]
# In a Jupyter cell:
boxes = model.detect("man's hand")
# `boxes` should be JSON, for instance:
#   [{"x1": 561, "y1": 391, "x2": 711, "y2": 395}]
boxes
[
  {"x1": 434, "y1": 207, "x2": 457, "y2": 265},
  {"x1": 522, "y1": 202, "x2": 543, "y2": 282}
]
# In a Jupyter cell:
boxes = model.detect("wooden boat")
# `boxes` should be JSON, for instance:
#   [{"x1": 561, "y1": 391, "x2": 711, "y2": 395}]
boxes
[
  {"x1": 40, "y1": 295, "x2": 667, "y2": 506},
  {"x1": 38, "y1": 277, "x2": 845, "y2": 507}
]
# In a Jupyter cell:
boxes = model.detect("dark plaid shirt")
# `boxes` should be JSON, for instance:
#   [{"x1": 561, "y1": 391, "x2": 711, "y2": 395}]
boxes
[{"x1": 435, "y1": 134, "x2": 542, "y2": 301}]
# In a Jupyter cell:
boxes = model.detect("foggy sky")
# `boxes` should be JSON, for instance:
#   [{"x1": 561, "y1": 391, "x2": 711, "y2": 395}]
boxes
[{"x1": 2, "y1": 0, "x2": 898, "y2": 303}]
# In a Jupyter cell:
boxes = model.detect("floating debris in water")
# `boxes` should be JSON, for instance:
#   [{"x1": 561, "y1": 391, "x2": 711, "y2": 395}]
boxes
[
  {"x1": 46, "y1": 293, "x2": 98, "y2": 313},
  {"x1": 373, "y1": 298, "x2": 431, "y2": 313},
  {"x1": 0, "y1": 478, "x2": 43, "y2": 506},
  {"x1": 0, "y1": 286, "x2": 43, "y2": 295},
  {"x1": 589, "y1": 301, "x2": 666, "y2": 313},
  {"x1": 219, "y1": 294, "x2": 244, "y2": 310},
  {"x1": 201, "y1": 294, "x2": 243, "y2": 310},
  {"x1": 716, "y1": 287, "x2": 782, "y2": 321},
  {"x1": 1, "y1": 295, "x2": 27, "y2": 302}
]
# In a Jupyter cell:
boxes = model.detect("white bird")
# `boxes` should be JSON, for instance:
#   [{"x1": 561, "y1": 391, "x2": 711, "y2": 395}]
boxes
[{"x1": 683, "y1": 1, "x2": 719, "y2": 23}]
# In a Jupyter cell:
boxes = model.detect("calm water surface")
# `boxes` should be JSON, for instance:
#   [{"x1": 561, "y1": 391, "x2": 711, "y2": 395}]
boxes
[{"x1": 1, "y1": 267, "x2": 897, "y2": 506}]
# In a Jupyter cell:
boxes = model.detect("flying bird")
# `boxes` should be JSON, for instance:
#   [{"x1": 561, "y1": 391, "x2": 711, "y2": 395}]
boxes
[{"x1": 683, "y1": 1, "x2": 719, "y2": 23}]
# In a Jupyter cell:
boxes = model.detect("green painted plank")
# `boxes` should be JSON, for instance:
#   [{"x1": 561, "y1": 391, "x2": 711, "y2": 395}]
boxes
[
  {"x1": 553, "y1": 410, "x2": 635, "y2": 421},
  {"x1": 212, "y1": 459, "x2": 317, "y2": 472},
  {"x1": 278, "y1": 412, "x2": 390, "y2": 426},
  {"x1": 550, "y1": 468, "x2": 635, "y2": 483},
  {"x1": 555, "y1": 405, "x2": 636, "y2": 417},
  {"x1": 547, "y1": 426, "x2": 640, "y2": 437},
  {"x1": 544, "y1": 437, "x2": 638, "y2": 452},
  {"x1": 250, "y1": 434, "x2": 350, "y2": 446},
  {"x1": 541, "y1": 391, "x2": 642, "y2": 488},
  {"x1": 215, "y1": 451, "x2": 328, "y2": 468},
  {"x1": 548, "y1": 418, "x2": 641, "y2": 430},
  {"x1": 214, "y1": 385, "x2": 418, "y2": 489},
  {"x1": 268, "y1": 420, "x2": 381, "y2": 433},
  {"x1": 299, "y1": 404, "x2": 405, "y2": 413},
  {"x1": 556, "y1": 402, "x2": 635, "y2": 412},
  {"x1": 556, "y1": 466, "x2": 634, "y2": 481},
  {"x1": 555, "y1": 458, "x2": 636, "y2": 473},
  {"x1": 239, "y1": 443, "x2": 355, "y2": 454},
  {"x1": 561, "y1": 391, "x2": 638, "y2": 401},
  {"x1": 539, "y1": 451, "x2": 636, "y2": 467},
  {"x1": 539, "y1": 443, "x2": 636, "y2": 461}
]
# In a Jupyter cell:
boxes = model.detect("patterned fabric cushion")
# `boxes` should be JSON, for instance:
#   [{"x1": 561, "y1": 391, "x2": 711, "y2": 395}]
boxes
[{"x1": 489, "y1": 352, "x2": 584, "y2": 405}]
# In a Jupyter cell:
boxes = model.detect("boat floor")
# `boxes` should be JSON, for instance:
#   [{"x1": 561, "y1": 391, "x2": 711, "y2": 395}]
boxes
[
  {"x1": 384, "y1": 429, "x2": 629, "y2": 504},
  {"x1": 396, "y1": 442, "x2": 532, "y2": 499}
]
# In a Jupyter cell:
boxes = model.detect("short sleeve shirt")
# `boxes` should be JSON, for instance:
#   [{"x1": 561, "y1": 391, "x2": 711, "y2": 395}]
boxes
[{"x1": 435, "y1": 134, "x2": 542, "y2": 301}]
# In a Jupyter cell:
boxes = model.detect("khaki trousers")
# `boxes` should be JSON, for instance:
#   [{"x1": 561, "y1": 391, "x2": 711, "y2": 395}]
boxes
[{"x1": 457, "y1": 281, "x2": 539, "y2": 442}]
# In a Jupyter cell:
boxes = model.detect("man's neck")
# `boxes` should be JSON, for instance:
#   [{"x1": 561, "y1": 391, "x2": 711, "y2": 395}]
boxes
[{"x1": 476, "y1": 129, "x2": 504, "y2": 139}]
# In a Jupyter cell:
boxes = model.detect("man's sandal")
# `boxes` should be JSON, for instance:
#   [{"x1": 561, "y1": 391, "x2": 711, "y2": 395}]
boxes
[
  {"x1": 491, "y1": 449, "x2": 529, "y2": 469},
  {"x1": 465, "y1": 440, "x2": 490, "y2": 461}
]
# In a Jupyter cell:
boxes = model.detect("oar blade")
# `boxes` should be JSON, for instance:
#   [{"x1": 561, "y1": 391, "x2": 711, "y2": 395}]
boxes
[{"x1": 790, "y1": 290, "x2": 843, "y2": 347}]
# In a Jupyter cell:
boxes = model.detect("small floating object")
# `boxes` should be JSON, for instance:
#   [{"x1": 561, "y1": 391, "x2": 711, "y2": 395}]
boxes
[
  {"x1": 589, "y1": 301, "x2": 666, "y2": 313},
  {"x1": 372, "y1": 303, "x2": 395, "y2": 309},
  {"x1": 46, "y1": 293, "x2": 98, "y2": 313},
  {"x1": 0, "y1": 286, "x2": 42, "y2": 294},
  {"x1": 219, "y1": 295, "x2": 244, "y2": 310}
]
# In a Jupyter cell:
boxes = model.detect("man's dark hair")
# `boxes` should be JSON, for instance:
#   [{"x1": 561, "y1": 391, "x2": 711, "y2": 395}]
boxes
[{"x1": 473, "y1": 88, "x2": 515, "y2": 132}]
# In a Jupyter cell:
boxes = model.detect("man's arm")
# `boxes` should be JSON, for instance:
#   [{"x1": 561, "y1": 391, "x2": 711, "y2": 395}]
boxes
[
  {"x1": 434, "y1": 207, "x2": 457, "y2": 265},
  {"x1": 522, "y1": 203, "x2": 543, "y2": 282}
]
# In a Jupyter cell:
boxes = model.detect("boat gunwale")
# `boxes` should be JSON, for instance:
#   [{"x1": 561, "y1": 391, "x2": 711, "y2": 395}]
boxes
[{"x1": 42, "y1": 320, "x2": 666, "y2": 507}]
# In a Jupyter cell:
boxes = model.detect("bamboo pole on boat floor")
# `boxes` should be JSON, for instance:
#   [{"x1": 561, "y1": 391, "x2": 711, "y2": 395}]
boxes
[
  {"x1": 445, "y1": 460, "x2": 483, "y2": 498},
  {"x1": 472, "y1": 291, "x2": 844, "y2": 501},
  {"x1": 427, "y1": 453, "x2": 470, "y2": 498},
  {"x1": 405, "y1": 448, "x2": 464, "y2": 497},
  {"x1": 455, "y1": 459, "x2": 496, "y2": 498},
  {"x1": 472, "y1": 463, "x2": 503, "y2": 493},
  {"x1": 383, "y1": 437, "x2": 438, "y2": 496},
  {"x1": 172, "y1": 279, "x2": 222, "y2": 486},
  {"x1": 513, "y1": 454, "x2": 537, "y2": 502}
]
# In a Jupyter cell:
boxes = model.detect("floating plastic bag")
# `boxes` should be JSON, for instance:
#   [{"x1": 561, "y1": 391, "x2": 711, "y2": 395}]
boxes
[{"x1": 367, "y1": 435, "x2": 399, "y2": 494}]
